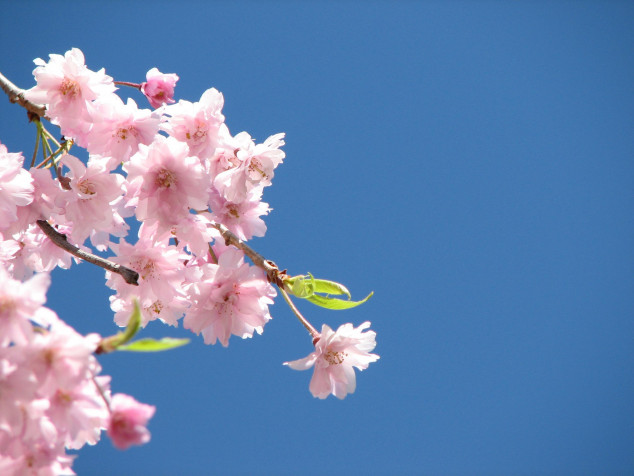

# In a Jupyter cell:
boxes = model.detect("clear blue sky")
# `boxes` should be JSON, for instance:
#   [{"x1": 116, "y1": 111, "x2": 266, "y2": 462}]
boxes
[{"x1": 1, "y1": 2, "x2": 633, "y2": 475}]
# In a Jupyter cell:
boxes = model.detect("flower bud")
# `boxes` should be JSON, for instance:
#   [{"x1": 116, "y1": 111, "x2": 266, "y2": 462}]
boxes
[
  {"x1": 107, "y1": 393, "x2": 156, "y2": 450},
  {"x1": 140, "y1": 68, "x2": 179, "y2": 108}
]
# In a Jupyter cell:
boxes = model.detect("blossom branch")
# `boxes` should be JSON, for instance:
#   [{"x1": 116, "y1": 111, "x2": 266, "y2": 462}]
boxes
[
  {"x1": 0, "y1": 71, "x2": 46, "y2": 118},
  {"x1": 114, "y1": 80, "x2": 141, "y2": 89},
  {"x1": 211, "y1": 222, "x2": 320, "y2": 339},
  {"x1": 279, "y1": 286, "x2": 319, "y2": 339},
  {"x1": 36, "y1": 220, "x2": 139, "y2": 285},
  {"x1": 212, "y1": 222, "x2": 283, "y2": 286}
]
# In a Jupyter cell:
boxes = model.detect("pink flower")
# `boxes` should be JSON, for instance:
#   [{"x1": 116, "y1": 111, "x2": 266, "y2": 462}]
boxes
[
  {"x1": 0, "y1": 143, "x2": 34, "y2": 229},
  {"x1": 47, "y1": 376, "x2": 110, "y2": 449},
  {"x1": 0, "y1": 265, "x2": 57, "y2": 346},
  {"x1": 125, "y1": 136, "x2": 210, "y2": 230},
  {"x1": 213, "y1": 132, "x2": 285, "y2": 203},
  {"x1": 6, "y1": 224, "x2": 75, "y2": 280},
  {"x1": 27, "y1": 319, "x2": 102, "y2": 398},
  {"x1": 86, "y1": 95, "x2": 161, "y2": 165},
  {"x1": 106, "y1": 232, "x2": 189, "y2": 327},
  {"x1": 56, "y1": 154, "x2": 128, "y2": 247},
  {"x1": 107, "y1": 393, "x2": 155, "y2": 450},
  {"x1": 184, "y1": 248, "x2": 276, "y2": 346},
  {"x1": 141, "y1": 68, "x2": 179, "y2": 109},
  {"x1": 3, "y1": 167, "x2": 64, "y2": 238},
  {"x1": 161, "y1": 87, "x2": 225, "y2": 159},
  {"x1": 0, "y1": 308, "x2": 113, "y2": 474},
  {"x1": 0, "y1": 439, "x2": 75, "y2": 476},
  {"x1": 25, "y1": 48, "x2": 116, "y2": 145},
  {"x1": 207, "y1": 188, "x2": 269, "y2": 241},
  {"x1": 284, "y1": 322, "x2": 379, "y2": 399},
  {"x1": 0, "y1": 346, "x2": 40, "y2": 435}
]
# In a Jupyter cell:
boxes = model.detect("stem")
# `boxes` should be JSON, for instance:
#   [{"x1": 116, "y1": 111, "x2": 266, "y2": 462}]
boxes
[
  {"x1": 91, "y1": 374, "x2": 112, "y2": 415},
  {"x1": 41, "y1": 125, "x2": 62, "y2": 149},
  {"x1": 36, "y1": 220, "x2": 139, "y2": 285},
  {"x1": 280, "y1": 286, "x2": 319, "y2": 339},
  {"x1": 211, "y1": 222, "x2": 319, "y2": 339},
  {"x1": 0, "y1": 71, "x2": 46, "y2": 118},
  {"x1": 212, "y1": 223, "x2": 282, "y2": 285},
  {"x1": 114, "y1": 80, "x2": 141, "y2": 89},
  {"x1": 31, "y1": 125, "x2": 40, "y2": 168},
  {"x1": 208, "y1": 243, "x2": 218, "y2": 264}
]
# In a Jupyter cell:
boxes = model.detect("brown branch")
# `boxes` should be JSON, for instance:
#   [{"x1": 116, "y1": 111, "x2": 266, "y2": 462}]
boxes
[
  {"x1": 279, "y1": 286, "x2": 319, "y2": 339},
  {"x1": 0, "y1": 71, "x2": 46, "y2": 118},
  {"x1": 36, "y1": 220, "x2": 139, "y2": 285},
  {"x1": 212, "y1": 223, "x2": 286, "y2": 286},
  {"x1": 212, "y1": 222, "x2": 319, "y2": 339}
]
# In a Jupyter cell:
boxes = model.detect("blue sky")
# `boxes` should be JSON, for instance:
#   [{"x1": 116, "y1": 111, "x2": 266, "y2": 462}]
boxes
[{"x1": 1, "y1": 2, "x2": 633, "y2": 475}]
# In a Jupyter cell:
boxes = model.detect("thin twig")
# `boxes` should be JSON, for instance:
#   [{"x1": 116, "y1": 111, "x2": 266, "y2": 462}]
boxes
[
  {"x1": 212, "y1": 223, "x2": 283, "y2": 285},
  {"x1": 212, "y1": 222, "x2": 319, "y2": 340},
  {"x1": 114, "y1": 80, "x2": 141, "y2": 89},
  {"x1": 0, "y1": 71, "x2": 46, "y2": 118},
  {"x1": 279, "y1": 287, "x2": 319, "y2": 339},
  {"x1": 36, "y1": 220, "x2": 139, "y2": 285}
]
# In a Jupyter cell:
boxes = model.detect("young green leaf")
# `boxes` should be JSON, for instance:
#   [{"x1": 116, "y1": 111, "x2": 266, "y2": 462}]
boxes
[
  {"x1": 118, "y1": 337, "x2": 190, "y2": 352},
  {"x1": 306, "y1": 291, "x2": 374, "y2": 310},
  {"x1": 120, "y1": 300, "x2": 142, "y2": 343},
  {"x1": 310, "y1": 278, "x2": 351, "y2": 298},
  {"x1": 96, "y1": 300, "x2": 142, "y2": 353},
  {"x1": 286, "y1": 274, "x2": 314, "y2": 298}
]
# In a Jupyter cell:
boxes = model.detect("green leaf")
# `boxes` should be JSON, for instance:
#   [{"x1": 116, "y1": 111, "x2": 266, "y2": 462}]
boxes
[
  {"x1": 310, "y1": 277, "x2": 351, "y2": 298},
  {"x1": 118, "y1": 337, "x2": 190, "y2": 352},
  {"x1": 97, "y1": 300, "x2": 142, "y2": 353},
  {"x1": 286, "y1": 274, "x2": 352, "y2": 299},
  {"x1": 306, "y1": 291, "x2": 374, "y2": 310},
  {"x1": 286, "y1": 275, "x2": 314, "y2": 298},
  {"x1": 120, "y1": 300, "x2": 142, "y2": 343}
]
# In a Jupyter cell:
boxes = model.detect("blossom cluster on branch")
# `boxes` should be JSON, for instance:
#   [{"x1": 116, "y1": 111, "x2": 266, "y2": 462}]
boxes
[{"x1": 0, "y1": 48, "x2": 378, "y2": 475}]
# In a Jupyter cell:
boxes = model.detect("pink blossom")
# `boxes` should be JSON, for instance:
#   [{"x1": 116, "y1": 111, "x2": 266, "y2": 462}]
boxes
[
  {"x1": 141, "y1": 68, "x2": 179, "y2": 108},
  {"x1": 5, "y1": 224, "x2": 75, "y2": 280},
  {"x1": 0, "y1": 143, "x2": 34, "y2": 228},
  {"x1": 184, "y1": 248, "x2": 276, "y2": 346},
  {"x1": 161, "y1": 87, "x2": 225, "y2": 159},
  {"x1": 106, "y1": 233, "x2": 189, "y2": 327},
  {"x1": 204, "y1": 126, "x2": 241, "y2": 180},
  {"x1": 86, "y1": 95, "x2": 161, "y2": 165},
  {"x1": 285, "y1": 322, "x2": 379, "y2": 399},
  {"x1": 213, "y1": 132, "x2": 285, "y2": 203},
  {"x1": 25, "y1": 48, "x2": 116, "y2": 145},
  {"x1": 0, "y1": 265, "x2": 57, "y2": 346},
  {"x1": 107, "y1": 393, "x2": 155, "y2": 450},
  {"x1": 56, "y1": 154, "x2": 128, "y2": 247},
  {"x1": 47, "y1": 376, "x2": 110, "y2": 449},
  {"x1": 27, "y1": 319, "x2": 102, "y2": 398},
  {"x1": 208, "y1": 188, "x2": 269, "y2": 241},
  {"x1": 0, "y1": 439, "x2": 75, "y2": 476},
  {"x1": 125, "y1": 136, "x2": 210, "y2": 230},
  {"x1": 143, "y1": 212, "x2": 219, "y2": 258},
  {"x1": 0, "y1": 347, "x2": 39, "y2": 436},
  {"x1": 3, "y1": 168, "x2": 64, "y2": 238},
  {"x1": 0, "y1": 307, "x2": 113, "y2": 475},
  {"x1": 0, "y1": 234, "x2": 20, "y2": 265}
]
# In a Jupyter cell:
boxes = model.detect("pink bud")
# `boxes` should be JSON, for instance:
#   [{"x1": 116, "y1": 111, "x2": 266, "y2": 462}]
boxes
[
  {"x1": 140, "y1": 67, "x2": 179, "y2": 108},
  {"x1": 107, "y1": 393, "x2": 156, "y2": 450}
]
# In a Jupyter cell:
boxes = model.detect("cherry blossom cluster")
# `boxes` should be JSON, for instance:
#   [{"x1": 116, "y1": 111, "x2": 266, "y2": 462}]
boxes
[
  {"x1": 0, "y1": 265, "x2": 154, "y2": 475},
  {"x1": 0, "y1": 47, "x2": 379, "y2": 473},
  {"x1": 11, "y1": 47, "x2": 282, "y2": 343}
]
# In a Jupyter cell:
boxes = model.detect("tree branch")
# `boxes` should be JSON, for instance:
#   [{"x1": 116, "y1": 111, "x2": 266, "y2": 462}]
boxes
[
  {"x1": 36, "y1": 220, "x2": 139, "y2": 285},
  {"x1": 212, "y1": 223, "x2": 285, "y2": 286},
  {"x1": 0, "y1": 71, "x2": 46, "y2": 118},
  {"x1": 211, "y1": 223, "x2": 320, "y2": 338}
]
